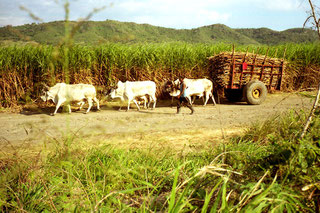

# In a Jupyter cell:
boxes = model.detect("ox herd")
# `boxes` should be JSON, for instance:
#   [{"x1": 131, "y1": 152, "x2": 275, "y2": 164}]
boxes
[{"x1": 40, "y1": 78, "x2": 216, "y2": 115}]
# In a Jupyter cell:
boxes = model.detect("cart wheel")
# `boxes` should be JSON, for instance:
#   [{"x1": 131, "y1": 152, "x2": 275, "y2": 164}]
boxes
[{"x1": 243, "y1": 80, "x2": 267, "y2": 105}]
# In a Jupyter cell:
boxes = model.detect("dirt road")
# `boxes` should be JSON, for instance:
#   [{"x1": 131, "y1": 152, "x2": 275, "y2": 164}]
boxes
[{"x1": 0, "y1": 93, "x2": 313, "y2": 150}]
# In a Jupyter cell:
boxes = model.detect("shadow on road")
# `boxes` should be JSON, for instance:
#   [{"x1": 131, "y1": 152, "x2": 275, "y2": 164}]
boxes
[
  {"x1": 18, "y1": 97, "x2": 248, "y2": 116},
  {"x1": 137, "y1": 110, "x2": 174, "y2": 115}
]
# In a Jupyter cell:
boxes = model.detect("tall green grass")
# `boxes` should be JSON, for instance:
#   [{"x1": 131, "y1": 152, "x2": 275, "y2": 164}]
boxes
[
  {"x1": 1, "y1": 109, "x2": 319, "y2": 212},
  {"x1": 1, "y1": 42, "x2": 320, "y2": 107}
]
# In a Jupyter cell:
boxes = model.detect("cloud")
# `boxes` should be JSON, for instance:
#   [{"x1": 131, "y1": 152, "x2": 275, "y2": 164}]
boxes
[
  {"x1": 109, "y1": 0, "x2": 302, "y2": 29},
  {"x1": 112, "y1": 0, "x2": 231, "y2": 28},
  {"x1": 0, "y1": 0, "x2": 308, "y2": 30},
  {"x1": 0, "y1": 16, "x2": 30, "y2": 26},
  {"x1": 249, "y1": 0, "x2": 302, "y2": 11}
]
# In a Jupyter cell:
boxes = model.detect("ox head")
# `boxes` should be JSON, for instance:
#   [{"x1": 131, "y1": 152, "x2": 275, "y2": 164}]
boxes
[
  {"x1": 104, "y1": 85, "x2": 114, "y2": 97},
  {"x1": 164, "y1": 80, "x2": 181, "y2": 97},
  {"x1": 107, "y1": 81, "x2": 125, "y2": 100},
  {"x1": 40, "y1": 84, "x2": 51, "y2": 102},
  {"x1": 174, "y1": 78, "x2": 182, "y2": 86},
  {"x1": 164, "y1": 81, "x2": 173, "y2": 93}
]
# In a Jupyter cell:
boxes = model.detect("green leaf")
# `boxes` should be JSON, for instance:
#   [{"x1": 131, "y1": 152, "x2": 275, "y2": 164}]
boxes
[
  {"x1": 250, "y1": 175, "x2": 277, "y2": 206},
  {"x1": 220, "y1": 178, "x2": 228, "y2": 212},
  {"x1": 201, "y1": 179, "x2": 223, "y2": 213},
  {"x1": 168, "y1": 167, "x2": 180, "y2": 212},
  {"x1": 210, "y1": 184, "x2": 222, "y2": 213}
]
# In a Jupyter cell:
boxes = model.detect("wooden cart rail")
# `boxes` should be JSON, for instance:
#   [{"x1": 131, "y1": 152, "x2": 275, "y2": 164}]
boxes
[
  {"x1": 229, "y1": 61, "x2": 285, "y2": 90},
  {"x1": 208, "y1": 49, "x2": 286, "y2": 105},
  {"x1": 208, "y1": 51, "x2": 286, "y2": 91}
]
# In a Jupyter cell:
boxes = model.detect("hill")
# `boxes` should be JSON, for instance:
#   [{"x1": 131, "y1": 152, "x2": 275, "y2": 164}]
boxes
[
  {"x1": 0, "y1": 20, "x2": 317, "y2": 45},
  {"x1": 234, "y1": 27, "x2": 317, "y2": 45}
]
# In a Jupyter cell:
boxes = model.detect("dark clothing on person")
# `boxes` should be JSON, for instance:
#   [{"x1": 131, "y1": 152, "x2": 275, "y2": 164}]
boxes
[
  {"x1": 177, "y1": 96, "x2": 194, "y2": 114},
  {"x1": 176, "y1": 79, "x2": 194, "y2": 114}
]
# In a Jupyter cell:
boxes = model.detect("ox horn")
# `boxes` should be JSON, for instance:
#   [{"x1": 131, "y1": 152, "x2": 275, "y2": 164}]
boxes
[{"x1": 41, "y1": 83, "x2": 50, "y2": 91}]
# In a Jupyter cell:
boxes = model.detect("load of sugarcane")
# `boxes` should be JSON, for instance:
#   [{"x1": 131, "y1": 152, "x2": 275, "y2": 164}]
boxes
[{"x1": 208, "y1": 52, "x2": 285, "y2": 89}]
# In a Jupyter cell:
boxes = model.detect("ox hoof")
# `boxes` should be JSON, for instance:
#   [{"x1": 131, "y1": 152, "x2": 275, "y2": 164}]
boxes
[{"x1": 50, "y1": 113, "x2": 55, "y2": 116}]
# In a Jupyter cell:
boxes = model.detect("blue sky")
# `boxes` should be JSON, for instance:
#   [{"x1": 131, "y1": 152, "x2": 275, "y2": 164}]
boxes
[{"x1": 0, "y1": 0, "x2": 312, "y2": 31}]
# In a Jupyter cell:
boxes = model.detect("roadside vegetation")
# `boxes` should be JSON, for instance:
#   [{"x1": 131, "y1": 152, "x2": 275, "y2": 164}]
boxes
[{"x1": 0, "y1": 107, "x2": 319, "y2": 212}]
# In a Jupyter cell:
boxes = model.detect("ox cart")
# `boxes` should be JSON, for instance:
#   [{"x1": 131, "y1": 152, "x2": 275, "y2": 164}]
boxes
[{"x1": 208, "y1": 50, "x2": 286, "y2": 105}]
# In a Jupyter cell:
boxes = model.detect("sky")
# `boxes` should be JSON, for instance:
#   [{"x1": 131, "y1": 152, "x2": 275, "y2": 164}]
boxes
[{"x1": 0, "y1": 0, "x2": 313, "y2": 31}]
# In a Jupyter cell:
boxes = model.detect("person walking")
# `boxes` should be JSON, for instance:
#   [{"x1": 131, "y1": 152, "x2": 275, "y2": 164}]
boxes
[{"x1": 177, "y1": 77, "x2": 194, "y2": 115}]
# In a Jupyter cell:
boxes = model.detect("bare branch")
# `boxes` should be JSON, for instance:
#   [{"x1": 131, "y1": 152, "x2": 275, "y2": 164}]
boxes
[
  {"x1": 300, "y1": 83, "x2": 320, "y2": 138},
  {"x1": 19, "y1": 5, "x2": 43, "y2": 22},
  {"x1": 64, "y1": 1, "x2": 70, "y2": 22},
  {"x1": 301, "y1": 0, "x2": 320, "y2": 139},
  {"x1": 303, "y1": 15, "x2": 313, "y2": 28},
  {"x1": 69, "y1": 6, "x2": 107, "y2": 40},
  {"x1": 308, "y1": 0, "x2": 319, "y2": 26}
]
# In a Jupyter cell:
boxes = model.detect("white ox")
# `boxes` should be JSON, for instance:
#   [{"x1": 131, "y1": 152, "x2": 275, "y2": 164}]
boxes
[
  {"x1": 166, "y1": 78, "x2": 216, "y2": 106},
  {"x1": 41, "y1": 83, "x2": 100, "y2": 115},
  {"x1": 109, "y1": 81, "x2": 157, "y2": 111}
]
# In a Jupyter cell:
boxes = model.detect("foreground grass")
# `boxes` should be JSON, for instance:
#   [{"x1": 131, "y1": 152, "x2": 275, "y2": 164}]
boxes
[{"x1": 1, "y1": 109, "x2": 320, "y2": 212}]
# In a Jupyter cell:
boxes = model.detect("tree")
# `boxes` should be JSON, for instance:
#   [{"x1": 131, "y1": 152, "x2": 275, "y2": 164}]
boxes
[
  {"x1": 301, "y1": 2, "x2": 320, "y2": 211},
  {"x1": 300, "y1": 0, "x2": 320, "y2": 139}
]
